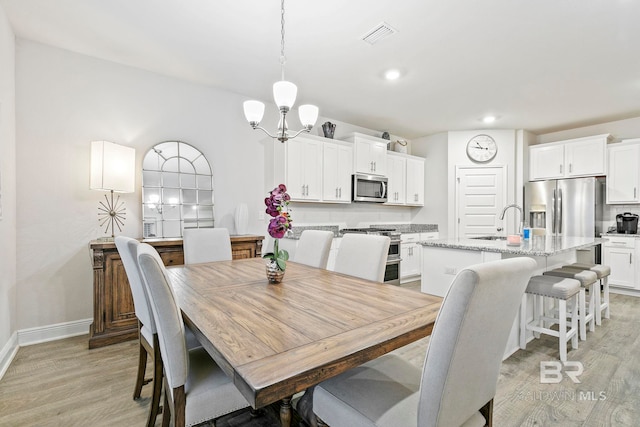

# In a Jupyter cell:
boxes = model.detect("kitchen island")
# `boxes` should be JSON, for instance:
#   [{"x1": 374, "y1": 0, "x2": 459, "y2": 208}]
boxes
[{"x1": 420, "y1": 235, "x2": 602, "y2": 358}]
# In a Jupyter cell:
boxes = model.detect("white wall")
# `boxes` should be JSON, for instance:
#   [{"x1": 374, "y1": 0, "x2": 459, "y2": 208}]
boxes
[
  {"x1": 14, "y1": 40, "x2": 418, "y2": 331},
  {"x1": 411, "y1": 132, "x2": 448, "y2": 236},
  {"x1": 447, "y1": 130, "x2": 519, "y2": 237},
  {"x1": 14, "y1": 40, "x2": 276, "y2": 329},
  {"x1": 0, "y1": 5, "x2": 17, "y2": 361}
]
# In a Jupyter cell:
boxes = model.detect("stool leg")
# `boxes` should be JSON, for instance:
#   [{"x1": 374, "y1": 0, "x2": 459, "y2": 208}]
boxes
[
  {"x1": 578, "y1": 288, "x2": 586, "y2": 341},
  {"x1": 571, "y1": 294, "x2": 579, "y2": 351},
  {"x1": 559, "y1": 299, "x2": 567, "y2": 362},
  {"x1": 594, "y1": 279, "x2": 602, "y2": 326},
  {"x1": 603, "y1": 277, "x2": 610, "y2": 319},
  {"x1": 587, "y1": 284, "x2": 595, "y2": 333},
  {"x1": 520, "y1": 294, "x2": 528, "y2": 350},
  {"x1": 534, "y1": 295, "x2": 543, "y2": 339}
]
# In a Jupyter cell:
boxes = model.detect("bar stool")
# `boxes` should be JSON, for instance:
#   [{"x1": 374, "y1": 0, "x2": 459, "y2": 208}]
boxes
[
  {"x1": 543, "y1": 268, "x2": 598, "y2": 341},
  {"x1": 520, "y1": 275, "x2": 580, "y2": 362},
  {"x1": 563, "y1": 263, "x2": 611, "y2": 325}
]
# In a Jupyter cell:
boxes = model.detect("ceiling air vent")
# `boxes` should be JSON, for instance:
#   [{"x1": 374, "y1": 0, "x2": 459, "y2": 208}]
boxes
[{"x1": 361, "y1": 22, "x2": 397, "y2": 45}]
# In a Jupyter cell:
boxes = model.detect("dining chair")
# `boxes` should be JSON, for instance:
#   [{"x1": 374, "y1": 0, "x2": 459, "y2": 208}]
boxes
[
  {"x1": 183, "y1": 228, "x2": 232, "y2": 264},
  {"x1": 294, "y1": 230, "x2": 334, "y2": 269},
  {"x1": 313, "y1": 257, "x2": 537, "y2": 427},
  {"x1": 115, "y1": 236, "x2": 164, "y2": 427},
  {"x1": 136, "y1": 243, "x2": 250, "y2": 427},
  {"x1": 115, "y1": 236, "x2": 202, "y2": 427},
  {"x1": 333, "y1": 234, "x2": 390, "y2": 282}
]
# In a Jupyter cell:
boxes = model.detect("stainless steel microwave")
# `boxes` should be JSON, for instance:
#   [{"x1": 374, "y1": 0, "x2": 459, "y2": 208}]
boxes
[{"x1": 352, "y1": 174, "x2": 388, "y2": 203}]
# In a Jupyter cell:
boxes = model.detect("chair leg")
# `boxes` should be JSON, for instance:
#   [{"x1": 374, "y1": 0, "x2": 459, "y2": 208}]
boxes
[
  {"x1": 162, "y1": 389, "x2": 171, "y2": 427},
  {"x1": 134, "y1": 340, "x2": 147, "y2": 400},
  {"x1": 147, "y1": 343, "x2": 163, "y2": 427},
  {"x1": 479, "y1": 398, "x2": 493, "y2": 427}
]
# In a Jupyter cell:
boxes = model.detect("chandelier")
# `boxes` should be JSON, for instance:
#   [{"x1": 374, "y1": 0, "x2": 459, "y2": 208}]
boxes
[{"x1": 243, "y1": 0, "x2": 319, "y2": 143}]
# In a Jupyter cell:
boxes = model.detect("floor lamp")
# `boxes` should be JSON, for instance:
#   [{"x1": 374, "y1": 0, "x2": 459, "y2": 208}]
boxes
[{"x1": 90, "y1": 140, "x2": 135, "y2": 241}]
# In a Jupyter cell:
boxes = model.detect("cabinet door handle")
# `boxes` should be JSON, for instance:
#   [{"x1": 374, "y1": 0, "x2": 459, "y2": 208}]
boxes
[
  {"x1": 631, "y1": 253, "x2": 633, "y2": 264},
  {"x1": 339, "y1": 187, "x2": 342, "y2": 198},
  {"x1": 559, "y1": 164, "x2": 563, "y2": 174},
  {"x1": 373, "y1": 161, "x2": 376, "y2": 172},
  {"x1": 370, "y1": 161, "x2": 374, "y2": 172},
  {"x1": 335, "y1": 187, "x2": 339, "y2": 198},
  {"x1": 569, "y1": 163, "x2": 572, "y2": 173},
  {"x1": 302, "y1": 184, "x2": 305, "y2": 196}
]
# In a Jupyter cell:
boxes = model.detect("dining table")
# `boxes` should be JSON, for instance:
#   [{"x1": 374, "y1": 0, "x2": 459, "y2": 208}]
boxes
[{"x1": 166, "y1": 257, "x2": 442, "y2": 427}]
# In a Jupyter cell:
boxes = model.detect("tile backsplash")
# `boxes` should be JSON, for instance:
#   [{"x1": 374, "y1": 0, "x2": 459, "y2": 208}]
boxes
[{"x1": 603, "y1": 204, "x2": 640, "y2": 232}]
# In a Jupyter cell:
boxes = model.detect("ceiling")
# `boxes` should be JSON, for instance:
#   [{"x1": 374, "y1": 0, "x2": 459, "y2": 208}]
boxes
[{"x1": 2, "y1": 0, "x2": 640, "y2": 139}]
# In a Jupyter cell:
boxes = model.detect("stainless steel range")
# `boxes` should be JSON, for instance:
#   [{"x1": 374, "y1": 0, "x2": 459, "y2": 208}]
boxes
[{"x1": 340, "y1": 228, "x2": 401, "y2": 285}]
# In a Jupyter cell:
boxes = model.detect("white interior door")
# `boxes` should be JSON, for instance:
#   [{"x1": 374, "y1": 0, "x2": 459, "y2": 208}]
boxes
[{"x1": 455, "y1": 166, "x2": 507, "y2": 239}]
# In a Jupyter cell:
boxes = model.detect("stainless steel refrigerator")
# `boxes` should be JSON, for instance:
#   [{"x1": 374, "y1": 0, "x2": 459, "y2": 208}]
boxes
[{"x1": 524, "y1": 177, "x2": 604, "y2": 261}]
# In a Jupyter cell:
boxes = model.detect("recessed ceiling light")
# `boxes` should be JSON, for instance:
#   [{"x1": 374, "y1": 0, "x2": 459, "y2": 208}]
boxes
[
  {"x1": 482, "y1": 115, "x2": 497, "y2": 123},
  {"x1": 384, "y1": 69, "x2": 401, "y2": 80}
]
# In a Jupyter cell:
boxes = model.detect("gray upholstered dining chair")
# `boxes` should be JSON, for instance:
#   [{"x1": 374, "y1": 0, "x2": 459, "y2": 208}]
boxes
[
  {"x1": 294, "y1": 230, "x2": 334, "y2": 269},
  {"x1": 313, "y1": 257, "x2": 537, "y2": 427},
  {"x1": 183, "y1": 227, "x2": 232, "y2": 264},
  {"x1": 115, "y1": 236, "x2": 202, "y2": 427},
  {"x1": 136, "y1": 242, "x2": 250, "y2": 427},
  {"x1": 333, "y1": 234, "x2": 390, "y2": 282},
  {"x1": 115, "y1": 236, "x2": 164, "y2": 427}
]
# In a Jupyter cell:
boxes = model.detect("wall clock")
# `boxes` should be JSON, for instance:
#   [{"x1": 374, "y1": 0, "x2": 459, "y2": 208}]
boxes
[{"x1": 466, "y1": 134, "x2": 497, "y2": 163}]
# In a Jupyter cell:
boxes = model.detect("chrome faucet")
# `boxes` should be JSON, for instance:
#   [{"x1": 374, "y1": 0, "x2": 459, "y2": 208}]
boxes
[{"x1": 499, "y1": 204, "x2": 524, "y2": 235}]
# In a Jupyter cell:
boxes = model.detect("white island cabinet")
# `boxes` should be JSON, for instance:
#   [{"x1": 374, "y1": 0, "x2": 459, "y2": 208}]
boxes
[{"x1": 421, "y1": 236, "x2": 601, "y2": 359}]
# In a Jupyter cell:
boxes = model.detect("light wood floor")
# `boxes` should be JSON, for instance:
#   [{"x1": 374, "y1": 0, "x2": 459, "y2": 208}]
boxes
[{"x1": 1, "y1": 293, "x2": 639, "y2": 426}]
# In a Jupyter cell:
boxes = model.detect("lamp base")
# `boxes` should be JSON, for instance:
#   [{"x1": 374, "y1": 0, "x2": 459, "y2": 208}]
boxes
[{"x1": 97, "y1": 236, "x2": 115, "y2": 242}]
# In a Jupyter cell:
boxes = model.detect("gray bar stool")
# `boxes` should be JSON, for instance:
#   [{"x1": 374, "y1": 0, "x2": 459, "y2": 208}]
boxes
[
  {"x1": 563, "y1": 263, "x2": 611, "y2": 325},
  {"x1": 543, "y1": 268, "x2": 598, "y2": 341},
  {"x1": 520, "y1": 275, "x2": 580, "y2": 362}
]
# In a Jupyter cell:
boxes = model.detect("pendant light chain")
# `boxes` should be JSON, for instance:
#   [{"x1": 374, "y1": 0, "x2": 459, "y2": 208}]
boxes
[{"x1": 280, "y1": 0, "x2": 286, "y2": 81}]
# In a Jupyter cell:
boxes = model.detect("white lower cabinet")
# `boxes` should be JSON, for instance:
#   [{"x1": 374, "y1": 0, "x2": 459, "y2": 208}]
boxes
[
  {"x1": 603, "y1": 236, "x2": 637, "y2": 289},
  {"x1": 401, "y1": 232, "x2": 438, "y2": 283}
]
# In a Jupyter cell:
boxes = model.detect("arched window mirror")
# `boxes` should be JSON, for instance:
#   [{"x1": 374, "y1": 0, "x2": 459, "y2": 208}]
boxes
[{"x1": 142, "y1": 141, "x2": 214, "y2": 238}]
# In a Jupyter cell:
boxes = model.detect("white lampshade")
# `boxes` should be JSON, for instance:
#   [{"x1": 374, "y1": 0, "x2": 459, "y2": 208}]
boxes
[
  {"x1": 273, "y1": 80, "x2": 297, "y2": 110},
  {"x1": 90, "y1": 141, "x2": 135, "y2": 193},
  {"x1": 298, "y1": 104, "x2": 319, "y2": 128},
  {"x1": 243, "y1": 100, "x2": 265, "y2": 125}
]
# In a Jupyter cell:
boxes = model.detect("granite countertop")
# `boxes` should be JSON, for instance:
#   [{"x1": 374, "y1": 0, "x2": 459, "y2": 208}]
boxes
[
  {"x1": 602, "y1": 232, "x2": 640, "y2": 238},
  {"x1": 371, "y1": 223, "x2": 439, "y2": 233},
  {"x1": 285, "y1": 223, "x2": 439, "y2": 239},
  {"x1": 421, "y1": 236, "x2": 602, "y2": 257}
]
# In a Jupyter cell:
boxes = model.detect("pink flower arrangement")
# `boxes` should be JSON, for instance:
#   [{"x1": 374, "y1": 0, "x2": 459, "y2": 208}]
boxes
[{"x1": 263, "y1": 184, "x2": 292, "y2": 270}]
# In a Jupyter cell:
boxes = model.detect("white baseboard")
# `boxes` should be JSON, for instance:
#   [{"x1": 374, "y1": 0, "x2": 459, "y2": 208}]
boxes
[
  {"x1": 17, "y1": 318, "x2": 92, "y2": 347},
  {"x1": 0, "y1": 331, "x2": 19, "y2": 381}
]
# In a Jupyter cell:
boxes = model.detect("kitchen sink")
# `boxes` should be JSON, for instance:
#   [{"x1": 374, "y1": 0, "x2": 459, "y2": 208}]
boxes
[{"x1": 470, "y1": 235, "x2": 507, "y2": 241}]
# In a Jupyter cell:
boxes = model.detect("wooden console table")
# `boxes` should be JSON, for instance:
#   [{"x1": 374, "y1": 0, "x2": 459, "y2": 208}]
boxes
[{"x1": 88, "y1": 235, "x2": 264, "y2": 348}]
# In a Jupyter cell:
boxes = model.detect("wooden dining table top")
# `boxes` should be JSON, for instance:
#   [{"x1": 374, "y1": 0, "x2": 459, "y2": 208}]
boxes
[{"x1": 166, "y1": 257, "x2": 442, "y2": 409}]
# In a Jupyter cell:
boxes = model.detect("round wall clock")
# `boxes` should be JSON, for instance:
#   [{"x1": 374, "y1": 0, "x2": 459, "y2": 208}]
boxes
[{"x1": 466, "y1": 134, "x2": 497, "y2": 163}]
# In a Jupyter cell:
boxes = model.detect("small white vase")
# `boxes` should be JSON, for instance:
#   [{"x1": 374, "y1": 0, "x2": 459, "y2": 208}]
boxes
[{"x1": 234, "y1": 203, "x2": 248, "y2": 235}]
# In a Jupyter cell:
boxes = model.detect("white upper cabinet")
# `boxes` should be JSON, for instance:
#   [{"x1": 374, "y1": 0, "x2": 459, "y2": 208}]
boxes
[
  {"x1": 343, "y1": 133, "x2": 388, "y2": 176},
  {"x1": 386, "y1": 153, "x2": 406, "y2": 205},
  {"x1": 323, "y1": 140, "x2": 353, "y2": 203},
  {"x1": 406, "y1": 157, "x2": 425, "y2": 206},
  {"x1": 607, "y1": 140, "x2": 640, "y2": 204},
  {"x1": 530, "y1": 144, "x2": 565, "y2": 180},
  {"x1": 286, "y1": 136, "x2": 322, "y2": 201},
  {"x1": 529, "y1": 134, "x2": 609, "y2": 181}
]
